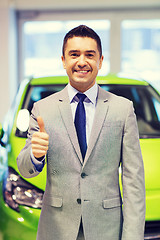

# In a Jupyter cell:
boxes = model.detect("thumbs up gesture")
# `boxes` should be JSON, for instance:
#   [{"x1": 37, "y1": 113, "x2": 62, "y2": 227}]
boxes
[{"x1": 31, "y1": 116, "x2": 49, "y2": 159}]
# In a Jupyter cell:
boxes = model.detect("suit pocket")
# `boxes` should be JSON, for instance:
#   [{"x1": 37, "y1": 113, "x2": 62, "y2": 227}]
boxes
[
  {"x1": 102, "y1": 121, "x2": 123, "y2": 141},
  {"x1": 103, "y1": 121, "x2": 123, "y2": 128},
  {"x1": 102, "y1": 197, "x2": 122, "y2": 209},
  {"x1": 43, "y1": 195, "x2": 63, "y2": 208}
]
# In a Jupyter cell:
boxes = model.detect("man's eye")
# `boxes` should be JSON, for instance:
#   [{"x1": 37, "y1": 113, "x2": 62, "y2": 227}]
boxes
[
  {"x1": 71, "y1": 53, "x2": 79, "y2": 57},
  {"x1": 87, "y1": 54, "x2": 94, "y2": 57}
]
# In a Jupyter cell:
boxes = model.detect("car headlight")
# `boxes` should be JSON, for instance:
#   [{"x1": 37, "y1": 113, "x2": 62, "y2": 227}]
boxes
[{"x1": 3, "y1": 167, "x2": 44, "y2": 212}]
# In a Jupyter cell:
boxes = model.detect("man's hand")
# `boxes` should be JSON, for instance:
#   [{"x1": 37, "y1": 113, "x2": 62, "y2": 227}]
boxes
[{"x1": 31, "y1": 116, "x2": 49, "y2": 159}]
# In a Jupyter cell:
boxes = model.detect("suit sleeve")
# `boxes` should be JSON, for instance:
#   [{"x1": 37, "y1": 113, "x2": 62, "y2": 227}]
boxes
[
  {"x1": 17, "y1": 103, "x2": 44, "y2": 178},
  {"x1": 121, "y1": 102, "x2": 146, "y2": 240}
]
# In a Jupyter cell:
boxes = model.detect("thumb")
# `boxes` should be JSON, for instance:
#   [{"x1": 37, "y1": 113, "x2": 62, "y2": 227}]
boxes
[{"x1": 37, "y1": 116, "x2": 46, "y2": 133}]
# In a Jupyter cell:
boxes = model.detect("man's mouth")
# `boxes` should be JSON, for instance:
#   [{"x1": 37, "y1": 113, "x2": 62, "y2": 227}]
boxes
[{"x1": 74, "y1": 69, "x2": 90, "y2": 73}]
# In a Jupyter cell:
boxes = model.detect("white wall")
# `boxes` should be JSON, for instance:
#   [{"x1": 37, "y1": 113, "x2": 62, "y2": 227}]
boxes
[
  {"x1": 0, "y1": 0, "x2": 160, "y2": 122},
  {"x1": 13, "y1": 0, "x2": 160, "y2": 10},
  {"x1": 0, "y1": 6, "x2": 10, "y2": 122},
  {"x1": 0, "y1": 1, "x2": 17, "y2": 122}
]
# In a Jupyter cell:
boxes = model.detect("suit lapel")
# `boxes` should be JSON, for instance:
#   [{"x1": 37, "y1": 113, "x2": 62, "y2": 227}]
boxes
[
  {"x1": 57, "y1": 86, "x2": 83, "y2": 164},
  {"x1": 57, "y1": 85, "x2": 109, "y2": 166},
  {"x1": 83, "y1": 86, "x2": 109, "y2": 166}
]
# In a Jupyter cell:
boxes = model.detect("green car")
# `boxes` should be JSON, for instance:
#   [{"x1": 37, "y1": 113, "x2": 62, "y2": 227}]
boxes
[{"x1": 0, "y1": 75, "x2": 160, "y2": 240}]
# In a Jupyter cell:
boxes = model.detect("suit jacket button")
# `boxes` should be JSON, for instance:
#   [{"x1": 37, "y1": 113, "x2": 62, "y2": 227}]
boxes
[
  {"x1": 77, "y1": 198, "x2": 81, "y2": 204},
  {"x1": 29, "y1": 169, "x2": 34, "y2": 174},
  {"x1": 81, "y1": 172, "x2": 87, "y2": 178}
]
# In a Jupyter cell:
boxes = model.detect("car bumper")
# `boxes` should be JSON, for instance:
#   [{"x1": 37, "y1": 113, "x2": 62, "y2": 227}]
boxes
[{"x1": 0, "y1": 193, "x2": 40, "y2": 240}]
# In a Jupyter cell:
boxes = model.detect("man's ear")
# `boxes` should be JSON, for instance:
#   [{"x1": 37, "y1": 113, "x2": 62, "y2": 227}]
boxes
[
  {"x1": 61, "y1": 56, "x2": 66, "y2": 69},
  {"x1": 99, "y1": 55, "x2": 104, "y2": 70}
]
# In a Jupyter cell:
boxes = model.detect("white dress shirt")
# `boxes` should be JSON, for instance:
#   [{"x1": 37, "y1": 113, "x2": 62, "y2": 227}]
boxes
[{"x1": 67, "y1": 83, "x2": 98, "y2": 145}]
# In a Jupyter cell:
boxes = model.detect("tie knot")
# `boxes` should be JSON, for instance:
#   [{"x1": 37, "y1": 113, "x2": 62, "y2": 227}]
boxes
[{"x1": 76, "y1": 93, "x2": 86, "y2": 103}]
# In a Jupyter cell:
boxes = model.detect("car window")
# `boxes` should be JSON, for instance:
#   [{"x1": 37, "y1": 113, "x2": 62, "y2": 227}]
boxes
[
  {"x1": 100, "y1": 84, "x2": 160, "y2": 138},
  {"x1": 23, "y1": 84, "x2": 66, "y2": 114},
  {"x1": 16, "y1": 83, "x2": 160, "y2": 138},
  {"x1": 16, "y1": 84, "x2": 66, "y2": 138}
]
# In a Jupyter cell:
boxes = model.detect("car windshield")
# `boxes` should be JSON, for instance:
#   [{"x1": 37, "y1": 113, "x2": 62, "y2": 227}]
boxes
[
  {"x1": 17, "y1": 83, "x2": 160, "y2": 138},
  {"x1": 101, "y1": 84, "x2": 160, "y2": 138},
  {"x1": 22, "y1": 84, "x2": 66, "y2": 114}
]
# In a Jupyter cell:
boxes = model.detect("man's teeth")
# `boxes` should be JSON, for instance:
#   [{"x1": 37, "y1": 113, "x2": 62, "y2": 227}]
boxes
[{"x1": 76, "y1": 70, "x2": 89, "y2": 73}]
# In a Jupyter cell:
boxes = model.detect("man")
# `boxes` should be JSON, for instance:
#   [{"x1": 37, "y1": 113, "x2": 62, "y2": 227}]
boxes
[{"x1": 17, "y1": 25, "x2": 145, "y2": 240}]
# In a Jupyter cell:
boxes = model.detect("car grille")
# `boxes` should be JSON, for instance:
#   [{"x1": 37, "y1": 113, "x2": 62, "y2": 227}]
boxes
[{"x1": 144, "y1": 221, "x2": 160, "y2": 239}]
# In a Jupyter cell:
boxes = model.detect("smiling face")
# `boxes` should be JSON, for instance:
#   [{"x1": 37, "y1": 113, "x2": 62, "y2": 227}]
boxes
[{"x1": 62, "y1": 37, "x2": 103, "y2": 92}]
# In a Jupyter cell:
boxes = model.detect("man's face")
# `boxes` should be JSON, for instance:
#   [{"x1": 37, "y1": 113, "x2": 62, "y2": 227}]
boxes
[{"x1": 62, "y1": 37, "x2": 103, "y2": 92}]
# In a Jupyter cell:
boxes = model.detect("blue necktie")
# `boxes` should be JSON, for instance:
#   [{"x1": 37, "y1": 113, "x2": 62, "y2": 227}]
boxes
[{"x1": 74, "y1": 93, "x2": 87, "y2": 160}]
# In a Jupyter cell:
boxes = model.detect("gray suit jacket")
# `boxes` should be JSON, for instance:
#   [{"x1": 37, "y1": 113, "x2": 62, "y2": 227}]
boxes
[{"x1": 17, "y1": 85, "x2": 145, "y2": 240}]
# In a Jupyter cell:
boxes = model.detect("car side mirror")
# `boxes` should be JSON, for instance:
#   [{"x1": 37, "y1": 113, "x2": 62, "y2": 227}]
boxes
[{"x1": 16, "y1": 109, "x2": 30, "y2": 132}]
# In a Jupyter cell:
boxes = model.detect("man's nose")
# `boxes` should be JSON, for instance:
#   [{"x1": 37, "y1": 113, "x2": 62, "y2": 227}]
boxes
[{"x1": 78, "y1": 55, "x2": 86, "y2": 67}]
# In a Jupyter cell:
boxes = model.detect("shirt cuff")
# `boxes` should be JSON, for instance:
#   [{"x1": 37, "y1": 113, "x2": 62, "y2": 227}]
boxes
[{"x1": 30, "y1": 149, "x2": 45, "y2": 172}]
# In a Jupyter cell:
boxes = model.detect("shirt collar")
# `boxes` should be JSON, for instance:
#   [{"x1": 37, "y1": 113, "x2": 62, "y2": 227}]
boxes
[{"x1": 67, "y1": 83, "x2": 98, "y2": 105}]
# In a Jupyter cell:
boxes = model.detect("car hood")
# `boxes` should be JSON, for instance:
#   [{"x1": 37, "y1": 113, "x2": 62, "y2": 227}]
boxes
[
  {"x1": 11, "y1": 135, "x2": 160, "y2": 191},
  {"x1": 140, "y1": 138, "x2": 160, "y2": 190}
]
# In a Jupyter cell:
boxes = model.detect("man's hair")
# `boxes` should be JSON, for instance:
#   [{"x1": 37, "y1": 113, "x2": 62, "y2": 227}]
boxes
[{"x1": 62, "y1": 25, "x2": 102, "y2": 58}]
